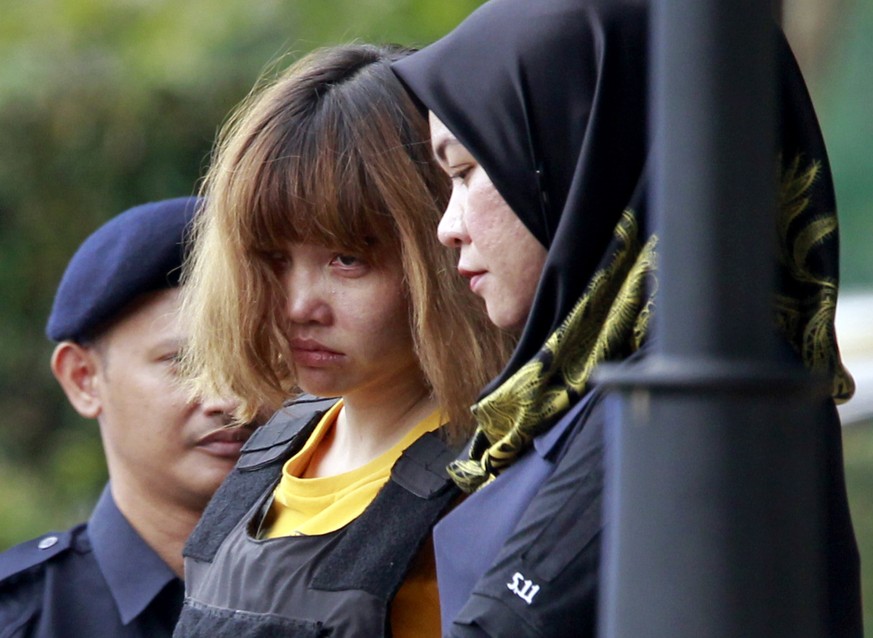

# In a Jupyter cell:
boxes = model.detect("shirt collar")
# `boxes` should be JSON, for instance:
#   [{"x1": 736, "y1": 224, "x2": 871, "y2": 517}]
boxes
[
  {"x1": 87, "y1": 484, "x2": 181, "y2": 625},
  {"x1": 533, "y1": 390, "x2": 595, "y2": 460},
  {"x1": 533, "y1": 346, "x2": 651, "y2": 459}
]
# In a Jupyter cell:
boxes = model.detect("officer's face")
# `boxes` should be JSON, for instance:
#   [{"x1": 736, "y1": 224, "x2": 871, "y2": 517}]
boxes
[
  {"x1": 90, "y1": 288, "x2": 249, "y2": 512},
  {"x1": 274, "y1": 242, "x2": 424, "y2": 404}
]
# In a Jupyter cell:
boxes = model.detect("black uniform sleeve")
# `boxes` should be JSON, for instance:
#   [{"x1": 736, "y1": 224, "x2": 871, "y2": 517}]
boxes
[{"x1": 445, "y1": 397, "x2": 607, "y2": 638}]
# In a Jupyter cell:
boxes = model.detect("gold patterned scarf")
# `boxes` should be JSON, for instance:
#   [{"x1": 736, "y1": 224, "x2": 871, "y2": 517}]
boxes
[
  {"x1": 775, "y1": 156, "x2": 854, "y2": 402},
  {"x1": 449, "y1": 157, "x2": 854, "y2": 493},
  {"x1": 449, "y1": 210, "x2": 657, "y2": 492}
]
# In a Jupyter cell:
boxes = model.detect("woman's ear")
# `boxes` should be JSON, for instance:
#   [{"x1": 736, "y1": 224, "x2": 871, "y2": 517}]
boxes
[{"x1": 50, "y1": 341, "x2": 104, "y2": 419}]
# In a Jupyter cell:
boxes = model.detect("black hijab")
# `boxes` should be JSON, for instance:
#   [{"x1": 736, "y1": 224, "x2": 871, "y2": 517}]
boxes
[
  {"x1": 393, "y1": 0, "x2": 852, "y2": 490},
  {"x1": 395, "y1": 0, "x2": 649, "y2": 389}
]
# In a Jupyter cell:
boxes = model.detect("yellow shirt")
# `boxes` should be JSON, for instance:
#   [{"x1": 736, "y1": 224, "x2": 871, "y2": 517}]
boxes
[{"x1": 265, "y1": 400, "x2": 443, "y2": 637}]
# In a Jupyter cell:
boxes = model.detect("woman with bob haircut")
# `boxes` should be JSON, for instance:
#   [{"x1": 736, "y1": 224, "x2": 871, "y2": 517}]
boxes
[
  {"x1": 391, "y1": 0, "x2": 861, "y2": 636},
  {"x1": 172, "y1": 43, "x2": 512, "y2": 638}
]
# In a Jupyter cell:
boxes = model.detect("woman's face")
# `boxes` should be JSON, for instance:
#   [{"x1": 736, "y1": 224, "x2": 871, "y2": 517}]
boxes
[
  {"x1": 430, "y1": 112, "x2": 547, "y2": 334},
  {"x1": 273, "y1": 242, "x2": 422, "y2": 403}
]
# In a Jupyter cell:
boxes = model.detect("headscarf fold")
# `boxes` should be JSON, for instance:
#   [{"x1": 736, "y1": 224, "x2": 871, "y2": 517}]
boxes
[{"x1": 393, "y1": 0, "x2": 852, "y2": 491}]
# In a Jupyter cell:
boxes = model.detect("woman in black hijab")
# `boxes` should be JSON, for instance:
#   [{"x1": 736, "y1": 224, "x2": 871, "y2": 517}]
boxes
[{"x1": 393, "y1": 0, "x2": 861, "y2": 636}]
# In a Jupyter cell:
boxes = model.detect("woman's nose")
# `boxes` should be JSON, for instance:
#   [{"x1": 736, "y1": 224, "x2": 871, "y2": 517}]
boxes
[
  {"x1": 283, "y1": 269, "x2": 331, "y2": 325},
  {"x1": 437, "y1": 191, "x2": 469, "y2": 248}
]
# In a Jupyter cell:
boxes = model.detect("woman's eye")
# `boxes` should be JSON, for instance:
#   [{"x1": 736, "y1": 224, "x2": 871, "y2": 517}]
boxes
[
  {"x1": 329, "y1": 253, "x2": 370, "y2": 277},
  {"x1": 331, "y1": 254, "x2": 361, "y2": 268},
  {"x1": 450, "y1": 167, "x2": 471, "y2": 183}
]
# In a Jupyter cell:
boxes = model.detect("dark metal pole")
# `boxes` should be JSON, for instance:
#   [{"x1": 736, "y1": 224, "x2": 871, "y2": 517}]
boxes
[{"x1": 597, "y1": 1, "x2": 828, "y2": 636}]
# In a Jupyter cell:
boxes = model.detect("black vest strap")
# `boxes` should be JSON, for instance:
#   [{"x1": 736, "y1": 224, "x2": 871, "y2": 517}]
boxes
[
  {"x1": 183, "y1": 396, "x2": 338, "y2": 563},
  {"x1": 312, "y1": 431, "x2": 461, "y2": 600},
  {"x1": 392, "y1": 430, "x2": 460, "y2": 498}
]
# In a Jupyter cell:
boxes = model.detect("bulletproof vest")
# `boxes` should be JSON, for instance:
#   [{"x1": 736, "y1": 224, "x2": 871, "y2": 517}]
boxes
[{"x1": 174, "y1": 396, "x2": 460, "y2": 638}]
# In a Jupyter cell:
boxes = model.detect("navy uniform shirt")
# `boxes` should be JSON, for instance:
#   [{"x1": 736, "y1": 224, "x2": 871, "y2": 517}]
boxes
[
  {"x1": 433, "y1": 392, "x2": 600, "y2": 635},
  {"x1": 0, "y1": 484, "x2": 184, "y2": 638}
]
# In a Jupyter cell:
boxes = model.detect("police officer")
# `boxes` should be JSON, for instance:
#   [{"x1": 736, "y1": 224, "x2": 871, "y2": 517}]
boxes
[{"x1": 0, "y1": 197, "x2": 251, "y2": 637}]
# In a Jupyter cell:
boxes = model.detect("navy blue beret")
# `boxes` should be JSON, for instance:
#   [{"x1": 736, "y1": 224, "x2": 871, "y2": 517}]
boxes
[{"x1": 46, "y1": 196, "x2": 202, "y2": 342}]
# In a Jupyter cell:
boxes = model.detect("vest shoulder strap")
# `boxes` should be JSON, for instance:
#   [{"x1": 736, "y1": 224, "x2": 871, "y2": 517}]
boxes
[
  {"x1": 312, "y1": 430, "x2": 462, "y2": 600},
  {"x1": 391, "y1": 430, "x2": 460, "y2": 498},
  {"x1": 183, "y1": 395, "x2": 338, "y2": 563},
  {"x1": 238, "y1": 395, "x2": 338, "y2": 470}
]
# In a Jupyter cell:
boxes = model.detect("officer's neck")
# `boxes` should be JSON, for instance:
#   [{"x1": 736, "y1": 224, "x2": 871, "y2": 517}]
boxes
[{"x1": 109, "y1": 480, "x2": 201, "y2": 577}]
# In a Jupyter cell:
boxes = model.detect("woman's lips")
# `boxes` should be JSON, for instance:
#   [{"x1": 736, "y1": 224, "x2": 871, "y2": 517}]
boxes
[
  {"x1": 458, "y1": 267, "x2": 486, "y2": 294},
  {"x1": 289, "y1": 338, "x2": 344, "y2": 366},
  {"x1": 196, "y1": 427, "x2": 251, "y2": 459}
]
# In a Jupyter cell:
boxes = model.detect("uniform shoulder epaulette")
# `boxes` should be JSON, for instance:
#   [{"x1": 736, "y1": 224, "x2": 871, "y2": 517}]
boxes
[{"x1": 0, "y1": 526, "x2": 82, "y2": 584}]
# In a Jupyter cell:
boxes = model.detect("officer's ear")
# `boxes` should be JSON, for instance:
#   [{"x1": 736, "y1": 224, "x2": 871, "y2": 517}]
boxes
[{"x1": 50, "y1": 341, "x2": 105, "y2": 419}]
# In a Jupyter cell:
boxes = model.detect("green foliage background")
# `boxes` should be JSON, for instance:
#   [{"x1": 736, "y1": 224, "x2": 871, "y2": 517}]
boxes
[
  {"x1": 1, "y1": 0, "x2": 871, "y2": 630},
  {"x1": 813, "y1": 1, "x2": 873, "y2": 288}
]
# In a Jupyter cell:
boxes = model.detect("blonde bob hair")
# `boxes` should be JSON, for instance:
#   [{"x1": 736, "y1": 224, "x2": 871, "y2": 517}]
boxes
[{"x1": 181, "y1": 43, "x2": 513, "y2": 441}]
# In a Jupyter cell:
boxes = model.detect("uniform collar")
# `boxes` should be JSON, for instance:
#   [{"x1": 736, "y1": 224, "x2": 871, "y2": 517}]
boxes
[
  {"x1": 532, "y1": 390, "x2": 595, "y2": 461},
  {"x1": 87, "y1": 484, "x2": 181, "y2": 625},
  {"x1": 531, "y1": 346, "x2": 649, "y2": 461}
]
